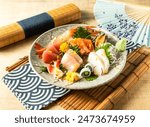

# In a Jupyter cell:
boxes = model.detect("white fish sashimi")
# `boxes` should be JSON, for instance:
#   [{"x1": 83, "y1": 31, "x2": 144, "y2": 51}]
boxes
[
  {"x1": 61, "y1": 49, "x2": 82, "y2": 72},
  {"x1": 68, "y1": 49, "x2": 83, "y2": 64},
  {"x1": 57, "y1": 29, "x2": 75, "y2": 43},
  {"x1": 58, "y1": 30, "x2": 71, "y2": 42},
  {"x1": 88, "y1": 52, "x2": 104, "y2": 76},
  {"x1": 96, "y1": 49, "x2": 110, "y2": 74}
]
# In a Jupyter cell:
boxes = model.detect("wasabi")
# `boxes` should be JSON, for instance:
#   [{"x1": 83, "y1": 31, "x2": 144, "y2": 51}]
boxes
[{"x1": 116, "y1": 38, "x2": 127, "y2": 52}]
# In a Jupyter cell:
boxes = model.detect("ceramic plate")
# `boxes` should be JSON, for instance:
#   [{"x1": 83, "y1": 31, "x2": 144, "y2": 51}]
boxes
[{"x1": 29, "y1": 24, "x2": 127, "y2": 89}]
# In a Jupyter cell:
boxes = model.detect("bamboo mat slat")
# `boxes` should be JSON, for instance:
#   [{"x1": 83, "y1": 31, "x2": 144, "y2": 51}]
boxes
[{"x1": 5, "y1": 46, "x2": 150, "y2": 110}]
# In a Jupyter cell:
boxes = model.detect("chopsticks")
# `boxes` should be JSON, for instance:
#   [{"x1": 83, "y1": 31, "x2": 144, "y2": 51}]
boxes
[{"x1": 6, "y1": 56, "x2": 28, "y2": 72}]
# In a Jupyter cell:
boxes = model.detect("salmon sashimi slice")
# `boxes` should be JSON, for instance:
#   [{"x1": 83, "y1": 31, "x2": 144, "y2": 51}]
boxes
[
  {"x1": 83, "y1": 39, "x2": 94, "y2": 51},
  {"x1": 61, "y1": 49, "x2": 82, "y2": 72},
  {"x1": 42, "y1": 51, "x2": 57, "y2": 64},
  {"x1": 69, "y1": 38, "x2": 94, "y2": 55}
]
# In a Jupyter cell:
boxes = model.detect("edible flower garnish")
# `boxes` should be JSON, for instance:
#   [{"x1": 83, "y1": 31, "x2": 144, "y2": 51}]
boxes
[
  {"x1": 60, "y1": 42, "x2": 69, "y2": 53},
  {"x1": 64, "y1": 72, "x2": 80, "y2": 82}
]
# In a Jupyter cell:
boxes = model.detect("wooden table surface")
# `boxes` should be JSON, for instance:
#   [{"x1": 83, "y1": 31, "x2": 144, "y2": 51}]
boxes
[{"x1": 0, "y1": 0, "x2": 150, "y2": 110}]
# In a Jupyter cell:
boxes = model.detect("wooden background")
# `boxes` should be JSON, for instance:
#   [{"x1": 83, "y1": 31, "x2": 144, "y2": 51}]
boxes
[{"x1": 0, "y1": 0, "x2": 150, "y2": 110}]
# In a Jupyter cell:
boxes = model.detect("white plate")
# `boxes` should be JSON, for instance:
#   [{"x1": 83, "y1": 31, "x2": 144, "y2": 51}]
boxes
[{"x1": 29, "y1": 24, "x2": 127, "y2": 89}]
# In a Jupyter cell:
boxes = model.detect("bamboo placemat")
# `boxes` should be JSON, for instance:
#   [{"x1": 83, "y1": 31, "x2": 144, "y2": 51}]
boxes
[
  {"x1": 5, "y1": 46, "x2": 150, "y2": 110},
  {"x1": 0, "y1": 3, "x2": 81, "y2": 48}
]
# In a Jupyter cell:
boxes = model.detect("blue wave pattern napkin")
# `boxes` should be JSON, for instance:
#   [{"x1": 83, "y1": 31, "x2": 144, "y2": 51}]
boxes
[{"x1": 3, "y1": 64, "x2": 70, "y2": 110}]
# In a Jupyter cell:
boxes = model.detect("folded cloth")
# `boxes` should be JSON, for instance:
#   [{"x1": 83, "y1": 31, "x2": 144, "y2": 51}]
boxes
[{"x1": 3, "y1": 63, "x2": 70, "y2": 110}]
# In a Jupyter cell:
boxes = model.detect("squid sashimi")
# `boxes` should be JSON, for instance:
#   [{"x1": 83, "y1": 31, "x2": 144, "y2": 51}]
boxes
[
  {"x1": 42, "y1": 51, "x2": 57, "y2": 64},
  {"x1": 88, "y1": 49, "x2": 110, "y2": 75},
  {"x1": 96, "y1": 49, "x2": 110, "y2": 74},
  {"x1": 61, "y1": 49, "x2": 83, "y2": 72},
  {"x1": 88, "y1": 52, "x2": 104, "y2": 76}
]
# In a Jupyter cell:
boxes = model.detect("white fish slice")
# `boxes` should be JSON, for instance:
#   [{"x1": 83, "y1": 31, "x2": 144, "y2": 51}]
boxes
[
  {"x1": 88, "y1": 52, "x2": 105, "y2": 76},
  {"x1": 96, "y1": 49, "x2": 110, "y2": 74},
  {"x1": 61, "y1": 49, "x2": 82, "y2": 72}
]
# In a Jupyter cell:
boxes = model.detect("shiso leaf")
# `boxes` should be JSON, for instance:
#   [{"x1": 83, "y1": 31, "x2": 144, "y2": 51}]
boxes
[
  {"x1": 85, "y1": 75, "x2": 98, "y2": 81},
  {"x1": 70, "y1": 45, "x2": 80, "y2": 55},
  {"x1": 40, "y1": 66, "x2": 48, "y2": 73},
  {"x1": 73, "y1": 27, "x2": 91, "y2": 39}
]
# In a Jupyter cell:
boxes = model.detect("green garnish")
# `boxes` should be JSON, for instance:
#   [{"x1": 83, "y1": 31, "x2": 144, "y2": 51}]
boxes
[
  {"x1": 60, "y1": 64, "x2": 67, "y2": 71},
  {"x1": 85, "y1": 75, "x2": 98, "y2": 81},
  {"x1": 100, "y1": 31, "x2": 105, "y2": 36},
  {"x1": 70, "y1": 45, "x2": 80, "y2": 55},
  {"x1": 85, "y1": 71, "x2": 89, "y2": 75},
  {"x1": 115, "y1": 38, "x2": 127, "y2": 52},
  {"x1": 40, "y1": 66, "x2": 48, "y2": 73},
  {"x1": 77, "y1": 64, "x2": 84, "y2": 73},
  {"x1": 95, "y1": 43, "x2": 112, "y2": 59},
  {"x1": 73, "y1": 27, "x2": 91, "y2": 39}
]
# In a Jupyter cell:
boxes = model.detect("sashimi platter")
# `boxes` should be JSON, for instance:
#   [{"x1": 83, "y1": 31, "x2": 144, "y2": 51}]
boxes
[{"x1": 29, "y1": 24, "x2": 127, "y2": 89}]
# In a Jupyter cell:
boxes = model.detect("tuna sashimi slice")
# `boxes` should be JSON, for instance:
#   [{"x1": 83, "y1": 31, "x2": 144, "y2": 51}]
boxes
[
  {"x1": 47, "y1": 43, "x2": 59, "y2": 54},
  {"x1": 34, "y1": 43, "x2": 43, "y2": 50},
  {"x1": 53, "y1": 39, "x2": 61, "y2": 51},
  {"x1": 36, "y1": 48, "x2": 46, "y2": 59},
  {"x1": 47, "y1": 64, "x2": 54, "y2": 74},
  {"x1": 42, "y1": 51, "x2": 57, "y2": 64},
  {"x1": 34, "y1": 43, "x2": 46, "y2": 59}
]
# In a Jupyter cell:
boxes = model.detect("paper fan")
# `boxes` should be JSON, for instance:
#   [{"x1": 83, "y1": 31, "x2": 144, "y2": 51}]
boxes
[{"x1": 94, "y1": 0, "x2": 150, "y2": 47}]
